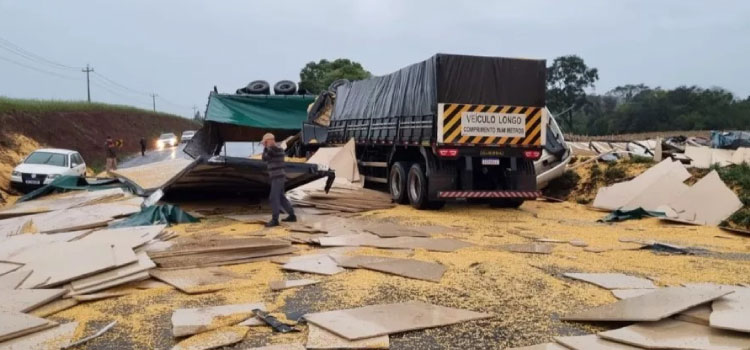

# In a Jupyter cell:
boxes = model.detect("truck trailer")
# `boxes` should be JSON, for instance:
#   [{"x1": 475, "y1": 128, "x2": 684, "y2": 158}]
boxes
[{"x1": 300, "y1": 53, "x2": 548, "y2": 209}]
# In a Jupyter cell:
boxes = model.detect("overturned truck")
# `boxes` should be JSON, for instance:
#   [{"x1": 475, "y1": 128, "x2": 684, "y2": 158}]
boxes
[
  {"x1": 179, "y1": 93, "x2": 333, "y2": 196},
  {"x1": 300, "y1": 54, "x2": 548, "y2": 209}
]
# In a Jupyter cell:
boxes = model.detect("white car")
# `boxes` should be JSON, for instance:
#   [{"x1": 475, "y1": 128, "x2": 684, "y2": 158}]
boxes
[
  {"x1": 10, "y1": 149, "x2": 86, "y2": 191},
  {"x1": 157, "y1": 133, "x2": 178, "y2": 149},
  {"x1": 180, "y1": 130, "x2": 196, "y2": 143}
]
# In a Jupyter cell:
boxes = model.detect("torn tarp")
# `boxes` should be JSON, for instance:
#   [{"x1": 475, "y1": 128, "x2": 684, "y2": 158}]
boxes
[
  {"x1": 599, "y1": 208, "x2": 666, "y2": 223},
  {"x1": 19, "y1": 176, "x2": 128, "y2": 202},
  {"x1": 109, "y1": 205, "x2": 197, "y2": 228}
]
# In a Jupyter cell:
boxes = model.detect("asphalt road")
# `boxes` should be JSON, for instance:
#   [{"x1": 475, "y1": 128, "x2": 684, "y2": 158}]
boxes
[
  {"x1": 119, "y1": 144, "x2": 191, "y2": 169},
  {"x1": 119, "y1": 142, "x2": 262, "y2": 169}
]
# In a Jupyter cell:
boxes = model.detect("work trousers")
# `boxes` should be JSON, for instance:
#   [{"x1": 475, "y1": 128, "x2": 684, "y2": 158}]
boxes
[{"x1": 269, "y1": 177, "x2": 294, "y2": 221}]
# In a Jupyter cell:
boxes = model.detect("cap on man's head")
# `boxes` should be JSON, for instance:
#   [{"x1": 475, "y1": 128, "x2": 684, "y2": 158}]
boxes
[{"x1": 262, "y1": 133, "x2": 275, "y2": 143}]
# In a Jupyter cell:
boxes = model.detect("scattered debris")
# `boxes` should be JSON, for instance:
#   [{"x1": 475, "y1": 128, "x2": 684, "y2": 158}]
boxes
[
  {"x1": 150, "y1": 267, "x2": 236, "y2": 294},
  {"x1": 562, "y1": 287, "x2": 731, "y2": 322},
  {"x1": 507, "y1": 343, "x2": 567, "y2": 350},
  {"x1": 497, "y1": 243, "x2": 554, "y2": 254},
  {"x1": 252, "y1": 309, "x2": 298, "y2": 333},
  {"x1": 555, "y1": 334, "x2": 641, "y2": 350},
  {"x1": 659, "y1": 170, "x2": 743, "y2": 226},
  {"x1": 2, "y1": 289, "x2": 68, "y2": 312},
  {"x1": 171, "y1": 303, "x2": 264, "y2": 337},
  {"x1": 568, "y1": 240, "x2": 588, "y2": 248},
  {"x1": 710, "y1": 288, "x2": 750, "y2": 332},
  {"x1": 171, "y1": 325, "x2": 249, "y2": 350},
  {"x1": 269, "y1": 279, "x2": 320, "y2": 291},
  {"x1": 611, "y1": 289, "x2": 655, "y2": 299},
  {"x1": 281, "y1": 255, "x2": 344, "y2": 275},
  {"x1": 598, "y1": 319, "x2": 750, "y2": 350},
  {"x1": 0, "y1": 312, "x2": 53, "y2": 342},
  {"x1": 564, "y1": 273, "x2": 657, "y2": 289},
  {"x1": 306, "y1": 323, "x2": 389, "y2": 350},
  {"x1": 303, "y1": 301, "x2": 492, "y2": 340},
  {"x1": 359, "y1": 258, "x2": 447, "y2": 282},
  {"x1": 0, "y1": 321, "x2": 77, "y2": 350}
]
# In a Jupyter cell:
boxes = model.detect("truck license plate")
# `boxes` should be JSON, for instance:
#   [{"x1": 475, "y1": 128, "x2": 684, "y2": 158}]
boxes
[
  {"x1": 481, "y1": 158, "x2": 500, "y2": 166},
  {"x1": 25, "y1": 180, "x2": 40, "y2": 185}
]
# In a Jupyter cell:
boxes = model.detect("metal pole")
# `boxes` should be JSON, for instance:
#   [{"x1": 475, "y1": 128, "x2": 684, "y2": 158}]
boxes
[{"x1": 82, "y1": 64, "x2": 94, "y2": 102}]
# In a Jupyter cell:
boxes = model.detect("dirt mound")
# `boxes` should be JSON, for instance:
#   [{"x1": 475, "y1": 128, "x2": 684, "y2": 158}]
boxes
[{"x1": 0, "y1": 97, "x2": 200, "y2": 196}]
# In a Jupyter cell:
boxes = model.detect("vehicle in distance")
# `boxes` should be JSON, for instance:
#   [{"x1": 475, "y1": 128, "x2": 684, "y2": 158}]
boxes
[
  {"x1": 10, "y1": 148, "x2": 86, "y2": 192},
  {"x1": 180, "y1": 130, "x2": 196, "y2": 143},
  {"x1": 157, "y1": 132, "x2": 178, "y2": 149}
]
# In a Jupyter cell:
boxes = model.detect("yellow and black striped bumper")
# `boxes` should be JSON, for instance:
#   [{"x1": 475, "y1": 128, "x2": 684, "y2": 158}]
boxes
[{"x1": 437, "y1": 103, "x2": 545, "y2": 146}]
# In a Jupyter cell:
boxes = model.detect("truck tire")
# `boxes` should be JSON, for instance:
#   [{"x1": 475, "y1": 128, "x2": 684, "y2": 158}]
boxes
[
  {"x1": 407, "y1": 163, "x2": 444, "y2": 210},
  {"x1": 274, "y1": 80, "x2": 297, "y2": 95},
  {"x1": 389, "y1": 162, "x2": 409, "y2": 204},
  {"x1": 246, "y1": 80, "x2": 270, "y2": 95}
]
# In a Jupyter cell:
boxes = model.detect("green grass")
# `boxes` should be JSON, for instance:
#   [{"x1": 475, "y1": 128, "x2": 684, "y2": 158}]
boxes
[
  {"x1": 625, "y1": 155, "x2": 655, "y2": 164},
  {"x1": 0, "y1": 96, "x2": 184, "y2": 119},
  {"x1": 712, "y1": 162, "x2": 750, "y2": 228}
]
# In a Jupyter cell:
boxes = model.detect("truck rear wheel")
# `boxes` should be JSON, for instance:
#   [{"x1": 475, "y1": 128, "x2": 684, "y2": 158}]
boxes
[
  {"x1": 389, "y1": 162, "x2": 409, "y2": 204},
  {"x1": 407, "y1": 163, "x2": 444, "y2": 210}
]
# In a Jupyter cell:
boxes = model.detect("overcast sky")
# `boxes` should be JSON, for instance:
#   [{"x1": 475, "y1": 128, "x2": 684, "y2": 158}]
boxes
[{"x1": 0, "y1": 0, "x2": 748, "y2": 118}]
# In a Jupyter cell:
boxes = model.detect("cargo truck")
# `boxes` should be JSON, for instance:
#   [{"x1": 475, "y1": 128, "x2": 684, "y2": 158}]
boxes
[{"x1": 299, "y1": 53, "x2": 548, "y2": 209}]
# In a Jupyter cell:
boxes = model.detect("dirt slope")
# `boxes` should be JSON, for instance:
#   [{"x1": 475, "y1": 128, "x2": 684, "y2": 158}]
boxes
[{"x1": 0, "y1": 97, "x2": 200, "y2": 196}]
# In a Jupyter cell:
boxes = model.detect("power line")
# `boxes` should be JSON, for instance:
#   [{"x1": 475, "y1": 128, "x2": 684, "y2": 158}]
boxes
[
  {"x1": 92, "y1": 71, "x2": 150, "y2": 96},
  {"x1": 0, "y1": 54, "x2": 79, "y2": 80},
  {"x1": 0, "y1": 36, "x2": 80, "y2": 71}
]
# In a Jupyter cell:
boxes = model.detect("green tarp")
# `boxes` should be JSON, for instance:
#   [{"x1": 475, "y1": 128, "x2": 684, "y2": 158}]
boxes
[
  {"x1": 19, "y1": 176, "x2": 128, "y2": 202},
  {"x1": 205, "y1": 94, "x2": 314, "y2": 129},
  {"x1": 598, "y1": 207, "x2": 666, "y2": 223},
  {"x1": 109, "y1": 204, "x2": 198, "y2": 228}
]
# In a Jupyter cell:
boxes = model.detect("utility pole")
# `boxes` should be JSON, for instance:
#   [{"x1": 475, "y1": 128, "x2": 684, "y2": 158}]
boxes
[
  {"x1": 150, "y1": 93, "x2": 158, "y2": 112},
  {"x1": 82, "y1": 64, "x2": 94, "y2": 102}
]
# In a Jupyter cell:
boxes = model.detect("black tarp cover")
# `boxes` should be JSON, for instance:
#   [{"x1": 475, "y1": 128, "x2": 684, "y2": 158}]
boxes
[{"x1": 331, "y1": 54, "x2": 546, "y2": 121}]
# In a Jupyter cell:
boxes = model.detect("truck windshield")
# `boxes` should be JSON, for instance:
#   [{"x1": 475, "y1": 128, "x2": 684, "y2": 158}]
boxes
[{"x1": 25, "y1": 152, "x2": 68, "y2": 167}]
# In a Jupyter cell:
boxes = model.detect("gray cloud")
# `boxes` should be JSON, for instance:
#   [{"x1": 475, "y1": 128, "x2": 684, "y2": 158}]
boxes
[{"x1": 1, "y1": 0, "x2": 748, "y2": 118}]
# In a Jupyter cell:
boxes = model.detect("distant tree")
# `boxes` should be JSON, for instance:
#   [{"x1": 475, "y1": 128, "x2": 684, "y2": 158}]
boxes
[
  {"x1": 299, "y1": 59, "x2": 371, "y2": 94},
  {"x1": 193, "y1": 110, "x2": 203, "y2": 123},
  {"x1": 607, "y1": 84, "x2": 650, "y2": 103},
  {"x1": 546, "y1": 55, "x2": 599, "y2": 131}
]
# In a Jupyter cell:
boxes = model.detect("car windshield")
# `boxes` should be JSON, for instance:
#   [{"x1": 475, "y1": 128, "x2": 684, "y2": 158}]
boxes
[
  {"x1": 24, "y1": 152, "x2": 68, "y2": 167},
  {"x1": 159, "y1": 133, "x2": 175, "y2": 139}
]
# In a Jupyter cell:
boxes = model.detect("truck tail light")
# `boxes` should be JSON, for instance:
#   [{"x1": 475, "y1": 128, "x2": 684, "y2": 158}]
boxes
[
  {"x1": 523, "y1": 149, "x2": 542, "y2": 160},
  {"x1": 437, "y1": 148, "x2": 459, "y2": 157}
]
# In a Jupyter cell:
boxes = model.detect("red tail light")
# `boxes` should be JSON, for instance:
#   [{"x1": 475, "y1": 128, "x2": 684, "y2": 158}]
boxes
[
  {"x1": 523, "y1": 149, "x2": 542, "y2": 160},
  {"x1": 437, "y1": 148, "x2": 459, "y2": 157}
]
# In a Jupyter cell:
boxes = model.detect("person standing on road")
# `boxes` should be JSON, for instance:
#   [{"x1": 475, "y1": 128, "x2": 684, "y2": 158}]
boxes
[
  {"x1": 140, "y1": 137, "x2": 146, "y2": 156},
  {"x1": 261, "y1": 133, "x2": 296, "y2": 227},
  {"x1": 105, "y1": 136, "x2": 118, "y2": 171}
]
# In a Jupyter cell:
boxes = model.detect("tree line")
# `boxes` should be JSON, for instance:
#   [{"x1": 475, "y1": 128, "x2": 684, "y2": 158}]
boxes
[{"x1": 299, "y1": 56, "x2": 749, "y2": 136}]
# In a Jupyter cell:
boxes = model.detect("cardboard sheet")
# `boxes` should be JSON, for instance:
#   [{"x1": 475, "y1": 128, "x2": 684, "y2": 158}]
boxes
[
  {"x1": 70, "y1": 252, "x2": 155, "y2": 291},
  {"x1": 111, "y1": 158, "x2": 197, "y2": 194},
  {"x1": 69, "y1": 271, "x2": 149, "y2": 295},
  {"x1": 360, "y1": 258, "x2": 446, "y2": 282},
  {"x1": 307, "y1": 140, "x2": 361, "y2": 183},
  {"x1": 0, "y1": 321, "x2": 77, "y2": 350},
  {"x1": 81, "y1": 225, "x2": 166, "y2": 249},
  {"x1": 593, "y1": 159, "x2": 690, "y2": 210},
  {"x1": 562, "y1": 287, "x2": 730, "y2": 322},
  {"x1": 0, "y1": 270, "x2": 32, "y2": 289},
  {"x1": 282, "y1": 255, "x2": 344, "y2": 275},
  {"x1": 244, "y1": 344, "x2": 306, "y2": 350},
  {"x1": 304, "y1": 301, "x2": 492, "y2": 340},
  {"x1": 564, "y1": 273, "x2": 656, "y2": 290},
  {"x1": 306, "y1": 323, "x2": 389, "y2": 349},
  {"x1": 16, "y1": 240, "x2": 137, "y2": 288},
  {"x1": 0, "y1": 188, "x2": 125, "y2": 219},
  {"x1": 555, "y1": 334, "x2": 642, "y2": 350},
  {"x1": 29, "y1": 202, "x2": 141, "y2": 233},
  {"x1": 0, "y1": 311, "x2": 52, "y2": 342},
  {"x1": 507, "y1": 343, "x2": 567, "y2": 350},
  {"x1": 598, "y1": 319, "x2": 750, "y2": 350},
  {"x1": 686, "y1": 145, "x2": 735, "y2": 169},
  {"x1": 28, "y1": 298, "x2": 79, "y2": 318},
  {"x1": 150, "y1": 267, "x2": 235, "y2": 294},
  {"x1": 269, "y1": 279, "x2": 319, "y2": 291},
  {"x1": 710, "y1": 288, "x2": 750, "y2": 332},
  {"x1": 171, "y1": 302, "x2": 264, "y2": 337},
  {"x1": 171, "y1": 325, "x2": 248, "y2": 350},
  {"x1": 1, "y1": 289, "x2": 67, "y2": 312},
  {"x1": 334, "y1": 255, "x2": 395, "y2": 269},
  {"x1": 363, "y1": 222, "x2": 430, "y2": 238},
  {"x1": 498, "y1": 243, "x2": 554, "y2": 254},
  {"x1": 661, "y1": 170, "x2": 743, "y2": 226}
]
